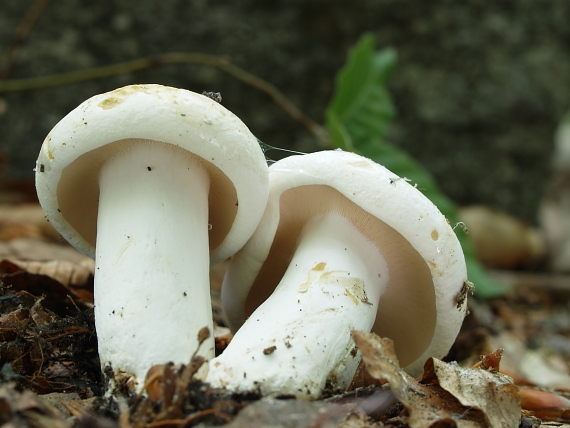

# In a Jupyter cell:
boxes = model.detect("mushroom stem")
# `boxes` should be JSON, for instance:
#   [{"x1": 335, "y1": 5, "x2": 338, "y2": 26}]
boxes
[
  {"x1": 94, "y1": 141, "x2": 213, "y2": 389},
  {"x1": 207, "y1": 212, "x2": 388, "y2": 398}
]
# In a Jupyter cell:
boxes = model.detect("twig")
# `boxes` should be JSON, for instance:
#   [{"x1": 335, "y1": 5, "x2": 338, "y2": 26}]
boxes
[
  {"x1": 0, "y1": 0, "x2": 51, "y2": 80},
  {"x1": 44, "y1": 325, "x2": 90, "y2": 341},
  {"x1": 0, "y1": 52, "x2": 329, "y2": 146}
]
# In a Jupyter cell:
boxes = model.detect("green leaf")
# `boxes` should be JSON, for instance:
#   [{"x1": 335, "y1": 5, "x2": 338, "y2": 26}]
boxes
[
  {"x1": 325, "y1": 33, "x2": 505, "y2": 298},
  {"x1": 326, "y1": 34, "x2": 396, "y2": 150}
]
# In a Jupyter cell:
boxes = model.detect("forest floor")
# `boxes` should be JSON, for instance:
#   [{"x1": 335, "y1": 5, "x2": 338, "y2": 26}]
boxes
[{"x1": 0, "y1": 200, "x2": 569, "y2": 428}]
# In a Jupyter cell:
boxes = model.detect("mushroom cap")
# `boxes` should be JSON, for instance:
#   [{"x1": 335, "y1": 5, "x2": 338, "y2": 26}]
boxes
[
  {"x1": 35, "y1": 84, "x2": 269, "y2": 264},
  {"x1": 222, "y1": 150, "x2": 469, "y2": 376}
]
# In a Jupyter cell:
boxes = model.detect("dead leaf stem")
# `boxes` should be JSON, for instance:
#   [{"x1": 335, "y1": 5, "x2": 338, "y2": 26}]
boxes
[
  {"x1": 0, "y1": 0, "x2": 51, "y2": 80},
  {"x1": 0, "y1": 52, "x2": 328, "y2": 146}
]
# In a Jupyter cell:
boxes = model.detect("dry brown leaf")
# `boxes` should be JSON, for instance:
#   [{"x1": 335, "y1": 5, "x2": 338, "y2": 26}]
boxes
[
  {"x1": 487, "y1": 331, "x2": 570, "y2": 389},
  {"x1": 519, "y1": 388, "x2": 570, "y2": 421},
  {"x1": 43, "y1": 393, "x2": 98, "y2": 419},
  {"x1": 352, "y1": 331, "x2": 525, "y2": 427},
  {"x1": 0, "y1": 259, "x2": 94, "y2": 304},
  {"x1": 352, "y1": 331, "x2": 486, "y2": 427},
  {"x1": 0, "y1": 238, "x2": 88, "y2": 263},
  {"x1": 4, "y1": 258, "x2": 94, "y2": 288},
  {"x1": 0, "y1": 383, "x2": 71, "y2": 428},
  {"x1": 458, "y1": 205, "x2": 545, "y2": 269},
  {"x1": 0, "y1": 203, "x2": 61, "y2": 241},
  {"x1": 423, "y1": 358, "x2": 521, "y2": 427},
  {"x1": 29, "y1": 296, "x2": 58, "y2": 327},
  {"x1": 0, "y1": 218, "x2": 43, "y2": 240},
  {"x1": 471, "y1": 348, "x2": 504, "y2": 371}
]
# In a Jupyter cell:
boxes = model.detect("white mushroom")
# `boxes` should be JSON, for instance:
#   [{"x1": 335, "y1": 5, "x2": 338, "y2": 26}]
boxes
[
  {"x1": 35, "y1": 84, "x2": 269, "y2": 391},
  {"x1": 206, "y1": 150, "x2": 469, "y2": 399}
]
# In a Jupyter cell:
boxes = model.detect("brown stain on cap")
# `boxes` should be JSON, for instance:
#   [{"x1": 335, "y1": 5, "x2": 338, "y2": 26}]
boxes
[
  {"x1": 312, "y1": 262, "x2": 326, "y2": 271},
  {"x1": 98, "y1": 85, "x2": 143, "y2": 110}
]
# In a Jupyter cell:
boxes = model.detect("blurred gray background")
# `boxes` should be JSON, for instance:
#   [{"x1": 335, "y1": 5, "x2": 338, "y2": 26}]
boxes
[{"x1": 1, "y1": 0, "x2": 570, "y2": 223}]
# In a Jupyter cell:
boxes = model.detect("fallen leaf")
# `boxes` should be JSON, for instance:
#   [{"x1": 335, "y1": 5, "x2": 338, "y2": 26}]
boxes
[
  {"x1": 487, "y1": 330, "x2": 570, "y2": 389},
  {"x1": 0, "y1": 238, "x2": 88, "y2": 264},
  {"x1": 518, "y1": 349, "x2": 570, "y2": 390},
  {"x1": 458, "y1": 205, "x2": 546, "y2": 269},
  {"x1": 519, "y1": 388, "x2": 570, "y2": 421},
  {"x1": 0, "y1": 203, "x2": 61, "y2": 241},
  {"x1": 0, "y1": 259, "x2": 94, "y2": 309},
  {"x1": 352, "y1": 331, "x2": 488, "y2": 427},
  {"x1": 0, "y1": 218, "x2": 42, "y2": 240},
  {"x1": 423, "y1": 358, "x2": 521, "y2": 427},
  {"x1": 4, "y1": 258, "x2": 94, "y2": 289},
  {"x1": 0, "y1": 383, "x2": 71, "y2": 428}
]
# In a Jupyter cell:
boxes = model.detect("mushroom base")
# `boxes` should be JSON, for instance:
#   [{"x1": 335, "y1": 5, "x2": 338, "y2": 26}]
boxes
[
  {"x1": 206, "y1": 213, "x2": 388, "y2": 399},
  {"x1": 94, "y1": 141, "x2": 214, "y2": 391}
]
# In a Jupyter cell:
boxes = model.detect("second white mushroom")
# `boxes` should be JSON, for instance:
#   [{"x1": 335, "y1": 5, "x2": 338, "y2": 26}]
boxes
[{"x1": 206, "y1": 150, "x2": 470, "y2": 399}]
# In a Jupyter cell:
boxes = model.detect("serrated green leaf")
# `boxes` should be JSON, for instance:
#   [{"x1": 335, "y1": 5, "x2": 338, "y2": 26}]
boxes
[
  {"x1": 326, "y1": 34, "x2": 396, "y2": 147},
  {"x1": 325, "y1": 33, "x2": 505, "y2": 298}
]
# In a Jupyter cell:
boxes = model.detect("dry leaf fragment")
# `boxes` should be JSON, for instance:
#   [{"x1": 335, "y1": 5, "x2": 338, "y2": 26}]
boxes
[
  {"x1": 0, "y1": 203, "x2": 61, "y2": 241},
  {"x1": 4, "y1": 258, "x2": 94, "y2": 289},
  {"x1": 487, "y1": 331, "x2": 570, "y2": 389},
  {"x1": 0, "y1": 383, "x2": 71, "y2": 428},
  {"x1": 0, "y1": 218, "x2": 42, "y2": 240},
  {"x1": 352, "y1": 331, "x2": 486, "y2": 428},
  {"x1": 424, "y1": 358, "x2": 521, "y2": 428},
  {"x1": 519, "y1": 388, "x2": 570, "y2": 421},
  {"x1": 518, "y1": 349, "x2": 570, "y2": 390},
  {"x1": 0, "y1": 238, "x2": 88, "y2": 264},
  {"x1": 0, "y1": 259, "x2": 94, "y2": 307},
  {"x1": 144, "y1": 363, "x2": 179, "y2": 405},
  {"x1": 29, "y1": 296, "x2": 57, "y2": 327},
  {"x1": 458, "y1": 205, "x2": 546, "y2": 269},
  {"x1": 472, "y1": 348, "x2": 504, "y2": 371}
]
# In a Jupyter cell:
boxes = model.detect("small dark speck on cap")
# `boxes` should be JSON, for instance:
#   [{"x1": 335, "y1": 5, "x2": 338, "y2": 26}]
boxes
[{"x1": 263, "y1": 346, "x2": 276, "y2": 355}]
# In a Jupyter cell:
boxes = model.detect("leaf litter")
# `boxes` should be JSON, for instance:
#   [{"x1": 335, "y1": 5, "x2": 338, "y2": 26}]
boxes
[{"x1": 0, "y1": 203, "x2": 569, "y2": 427}]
